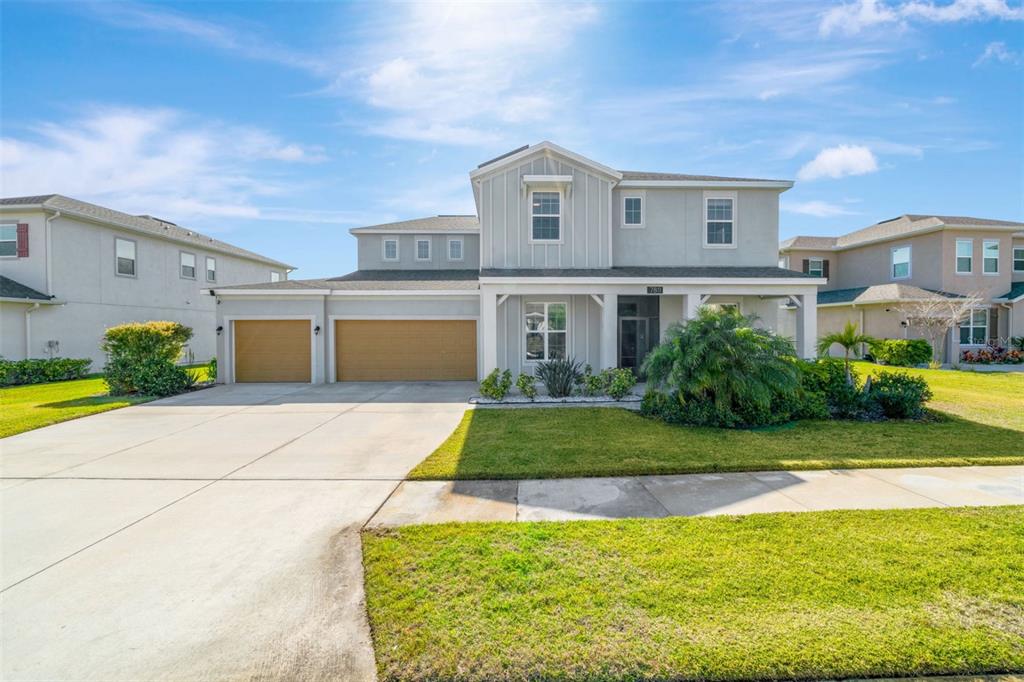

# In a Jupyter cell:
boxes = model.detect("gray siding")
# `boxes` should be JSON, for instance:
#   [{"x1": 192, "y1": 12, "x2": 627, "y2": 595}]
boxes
[{"x1": 356, "y1": 233, "x2": 480, "y2": 270}]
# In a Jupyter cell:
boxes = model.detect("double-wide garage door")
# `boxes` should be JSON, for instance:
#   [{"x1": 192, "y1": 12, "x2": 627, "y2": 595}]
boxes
[{"x1": 335, "y1": 319, "x2": 477, "y2": 381}]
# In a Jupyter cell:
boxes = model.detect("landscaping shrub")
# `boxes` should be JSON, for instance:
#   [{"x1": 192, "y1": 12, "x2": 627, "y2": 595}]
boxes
[
  {"x1": 208, "y1": 357, "x2": 218, "y2": 382},
  {"x1": 868, "y1": 371, "x2": 932, "y2": 419},
  {"x1": 0, "y1": 357, "x2": 92, "y2": 386},
  {"x1": 961, "y1": 342, "x2": 1024, "y2": 364},
  {"x1": 578, "y1": 365, "x2": 606, "y2": 396},
  {"x1": 101, "y1": 321, "x2": 194, "y2": 396},
  {"x1": 535, "y1": 358, "x2": 585, "y2": 398},
  {"x1": 479, "y1": 369, "x2": 513, "y2": 400},
  {"x1": 604, "y1": 368, "x2": 637, "y2": 400},
  {"x1": 869, "y1": 338, "x2": 933, "y2": 366},
  {"x1": 799, "y1": 358, "x2": 874, "y2": 419},
  {"x1": 515, "y1": 373, "x2": 537, "y2": 400}
]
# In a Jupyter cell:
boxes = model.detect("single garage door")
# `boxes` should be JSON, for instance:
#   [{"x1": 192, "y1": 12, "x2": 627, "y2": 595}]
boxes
[
  {"x1": 336, "y1": 319, "x2": 477, "y2": 381},
  {"x1": 234, "y1": 319, "x2": 311, "y2": 382}
]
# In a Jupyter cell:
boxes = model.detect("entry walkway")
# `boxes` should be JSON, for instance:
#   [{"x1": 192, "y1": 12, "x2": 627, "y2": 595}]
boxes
[{"x1": 367, "y1": 465, "x2": 1024, "y2": 527}]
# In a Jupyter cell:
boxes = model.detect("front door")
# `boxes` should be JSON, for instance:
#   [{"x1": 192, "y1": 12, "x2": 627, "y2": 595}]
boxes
[{"x1": 619, "y1": 317, "x2": 649, "y2": 373}]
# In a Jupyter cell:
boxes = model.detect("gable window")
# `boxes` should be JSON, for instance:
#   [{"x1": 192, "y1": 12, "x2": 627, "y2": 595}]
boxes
[
  {"x1": 206, "y1": 257, "x2": 217, "y2": 282},
  {"x1": 0, "y1": 224, "x2": 17, "y2": 257},
  {"x1": 704, "y1": 197, "x2": 735, "y2": 246},
  {"x1": 983, "y1": 240, "x2": 999, "y2": 274},
  {"x1": 270, "y1": 271, "x2": 281, "y2": 283},
  {"x1": 524, "y1": 302, "x2": 567, "y2": 361},
  {"x1": 448, "y1": 238, "x2": 463, "y2": 261},
  {"x1": 807, "y1": 257, "x2": 824, "y2": 278},
  {"x1": 960, "y1": 309, "x2": 988, "y2": 346},
  {"x1": 891, "y1": 245, "x2": 911, "y2": 279},
  {"x1": 623, "y1": 196, "x2": 643, "y2": 227},
  {"x1": 180, "y1": 252, "x2": 196, "y2": 279},
  {"x1": 530, "y1": 191, "x2": 561, "y2": 242},
  {"x1": 955, "y1": 239, "x2": 973, "y2": 274},
  {"x1": 1014, "y1": 246, "x2": 1024, "y2": 272},
  {"x1": 115, "y1": 238, "x2": 136, "y2": 277},
  {"x1": 382, "y1": 238, "x2": 399, "y2": 262},
  {"x1": 415, "y1": 237, "x2": 431, "y2": 261}
]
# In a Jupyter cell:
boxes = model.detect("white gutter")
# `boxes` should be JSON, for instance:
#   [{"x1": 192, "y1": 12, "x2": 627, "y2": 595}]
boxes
[
  {"x1": 479, "y1": 276, "x2": 826, "y2": 286},
  {"x1": 618, "y1": 180, "x2": 794, "y2": 189},
  {"x1": 44, "y1": 210, "x2": 60, "y2": 295}
]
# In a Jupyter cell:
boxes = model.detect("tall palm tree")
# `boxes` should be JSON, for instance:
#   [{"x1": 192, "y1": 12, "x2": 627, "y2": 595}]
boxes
[{"x1": 816, "y1": 321, "x2": 875, "y2": 382}]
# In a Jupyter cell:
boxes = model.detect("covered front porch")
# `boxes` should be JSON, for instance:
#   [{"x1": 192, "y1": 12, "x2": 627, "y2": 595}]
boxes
[{"x1": 478, "y1": 270, "x2": 820, "y2": 378}]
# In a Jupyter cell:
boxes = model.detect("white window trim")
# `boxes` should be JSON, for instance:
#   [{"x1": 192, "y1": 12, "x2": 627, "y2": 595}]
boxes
[
  {"x1": 414, "y1": 236, "x2": 432, "y2": 261},
  {"x1": 621, "y1": 193, "x2": 645, "y2": 229},
  {"x1": 206, "y1": 256, "x2": 217, "y2": 283},
  {"x1": 179, "y1": 250, "x2": 196, "y2": 280},
  {"x1": 447, "y1": 237, "x2": 464, "y2": 262},
  {"x1": 959, "y1": 308, "x2": 989, "y2": 347},
  {"x1": 0, "y1": 222, "x2": 18, "y2": 259},
  {"x1": 891, "y1": 244, "x2": 911, "y2": 280},
  {"x1": 1013, "y1": 246, "x2": 1024, "y2": 272},
  {"x1": 527, "y1": 189, "x2": 564, "y2": 245},
  {"x1": 982, "y1": 239, "x2": 1000, "y2": 276},
  {"x1": 523, "y1": 300, "x2": 569, "y2": 364},
  {"x1": 114, "y1": 237, "x2": 137, "y2": 278},
  {"x1": 703, "y1": 192, "x2": 737, "y2": 249},
  {"x1": 270, "y1": 271, "x2": 281, "y2": 283},
  {"x1": 381, "y1": 237, "x2": 400, "y2": 262},
  {"x1": 955, "y1": 238, "x2": 973, "y2": 275},
  {"x1": 807, "y1": 257, "x2": 824, "y2": 278}
]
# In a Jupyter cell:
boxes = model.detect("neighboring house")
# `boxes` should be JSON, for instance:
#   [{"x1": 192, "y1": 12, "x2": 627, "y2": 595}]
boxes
[
  {"x1": 210, "y1": 142, "x2": 822, "y2": 384},
  {"x1": 0, "y1": 195, "x2": 292, "y2": 368},
  {"x1": 780, "y1": 215, "x2": 1024, "y2": 361}
]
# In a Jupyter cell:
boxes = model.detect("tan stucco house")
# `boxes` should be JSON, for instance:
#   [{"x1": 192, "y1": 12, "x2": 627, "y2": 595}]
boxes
[
  {"x1": 780, "y1": 215, "x2": 1024, "y2": 362},
  {"x1": 0, "y1": 195, "x2": 292, "y2": 367},
  {"x1": 210, "y1": 142, "x2": 823, "y2": 384}
]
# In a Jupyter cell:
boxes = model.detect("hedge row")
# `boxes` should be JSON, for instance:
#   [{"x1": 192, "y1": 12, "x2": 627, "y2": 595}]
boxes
[{"x1": 0, "y1": 357, "x2": 93, "y2": 386}]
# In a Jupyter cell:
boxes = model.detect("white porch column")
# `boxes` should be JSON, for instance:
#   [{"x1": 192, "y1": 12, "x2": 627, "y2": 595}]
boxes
[
  {"x1": 795, "y1": 292, "x2": 818, "y2": 359},
  {"x1": 600, "y1": 293, "x2": 618, "y2": 369},
  {"x1": 481, "y1": 288, "x2": 498, "y2": 377},
  {"x1": 683, "y1": 293, "x2": 701, "y2": 320}
]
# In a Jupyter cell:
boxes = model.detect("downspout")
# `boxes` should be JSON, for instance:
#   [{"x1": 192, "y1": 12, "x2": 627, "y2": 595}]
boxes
[
  {"x1": 45, "y1": 210, "x2": 61, "y2": 296},
  {"x1": 25, "y1": 302, "x2": 40, "y2": 359}
]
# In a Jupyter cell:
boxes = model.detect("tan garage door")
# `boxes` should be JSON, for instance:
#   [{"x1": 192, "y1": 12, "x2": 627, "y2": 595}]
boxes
[
  {"x1": 336, "y1": 319, "x2": 477, "y2": 381},
  {"x1": 234, "y1": 319, "x2": 311, "y2": 382}
]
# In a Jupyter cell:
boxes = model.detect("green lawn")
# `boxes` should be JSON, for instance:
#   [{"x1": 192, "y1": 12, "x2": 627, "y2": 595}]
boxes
[
  {"x1": 409, "y1": 364, "x2": 1024, "y2": 479},
  {"x1": 0, "y1": 365, "x2": 211, "y2": 438},
  {"x1": 363, "y1": 506, "x2": 1024, "y2": 681}
]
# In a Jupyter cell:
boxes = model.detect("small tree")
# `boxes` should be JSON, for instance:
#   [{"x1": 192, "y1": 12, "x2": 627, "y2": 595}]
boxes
[
  {"x1": 894, "y1": 291, "x2": 986, "y2": 364},
  {"x1": 816, "y1": 321, "x2": 875, "y2": 383}
]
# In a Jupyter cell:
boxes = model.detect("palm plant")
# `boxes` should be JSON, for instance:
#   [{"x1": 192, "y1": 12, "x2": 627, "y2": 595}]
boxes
[
  {"x1": 642, "y1": 307, "x2": 801, "y2": 420},
  {"x1": 816, "y1": 321, "x2": 875, "y2": 383}
]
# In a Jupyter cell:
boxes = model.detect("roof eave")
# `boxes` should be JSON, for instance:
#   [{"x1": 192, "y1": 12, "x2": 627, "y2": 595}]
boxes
[
  {"x1": 618, "y1": 180, "x2": 794, "y2": 190},
  {"x1": 469, "y1": 141, "x2": 623, "y2": 182}
]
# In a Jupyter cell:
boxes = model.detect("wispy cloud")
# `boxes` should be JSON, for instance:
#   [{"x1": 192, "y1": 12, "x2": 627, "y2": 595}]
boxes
[
  {"x1": 0, "y1": 107, "x2": 332, "y2": 228},
  {"x1": 798, "y1": 145, "x2": 880, "y2": 180},
  {"x1": 782, "y1": 200, "x2": 860, "y2": 217},
  {"x1": 973, "y1": 40, "x2": 1022, "y2": 66},
  {"x1": 820, "y1": 0, "x2": 1024, "y2": 36}
]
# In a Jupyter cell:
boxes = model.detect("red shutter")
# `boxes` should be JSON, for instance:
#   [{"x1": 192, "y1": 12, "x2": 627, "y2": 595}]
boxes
[
  {"x1": 802, "y1": 258, "x2": 809, "y2": 274},
  {"x1": 16, "y1": 223, "x2": 29, "y2": 257},
  {"x1": 822, "y1": 259, "x2": 830, "y2": 279}
]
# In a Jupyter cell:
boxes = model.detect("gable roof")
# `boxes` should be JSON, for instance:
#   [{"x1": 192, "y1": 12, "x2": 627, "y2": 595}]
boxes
[
  {"x1": 470, "y1": 141, "x2": 623, "y2": 181},
  {"x1": 817, "y1": 283, "x2": 962, "y2": 307},
  {"x1": 781, "y1": 214, "x2": 1024, "y2": 252},
  {"x1": 0, "y1": 275, "x2": 56, "y2": 302},
  {"x1": 0, "y1": 194, "x2": 294, "y2": 269},
  {"x1": 349, "y1": 215, "x2": 479, "y2": 234}
]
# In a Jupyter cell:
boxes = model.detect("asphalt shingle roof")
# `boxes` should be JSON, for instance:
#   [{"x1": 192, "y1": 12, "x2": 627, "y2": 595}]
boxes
[
  {"x1": 0, "y1": 275, "x2": 53, "y2": 301},
  {"x1": 0, "y1": 194, "x2": 293, "y2": 269},
  {"x1": 996, "y1": 281, "x2": 1024, "y2": 301},
  {"x1": 215, "y1": 270, "x2": 480, "y2": 291},
  {"x1": 816, "y1": 284, "x2": 962, "y2": 306},
  {"x1": 618, "y1": 171, "x2": 787, "y2": 182},
  {"x1": 480, "y1": 266, "x2": 813, "y2": 279},
  {"x1": 782, "y1": 214, "x2": 1024, "y2": 252},
  {"x1": 349, "y1": 215, "x2": 480, "y2": 234}
]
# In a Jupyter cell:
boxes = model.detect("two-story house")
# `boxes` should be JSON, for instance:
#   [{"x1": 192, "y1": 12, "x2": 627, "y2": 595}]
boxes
[
  {"x1": 210, "y1": 142, "x2": 823, "y2": 383},
  {"x1": 0, "y1": 194, "x2": 292, "y2": 368},
  {"x1": 780, "y1": 214, "x2": 1024, "y2": 361}
]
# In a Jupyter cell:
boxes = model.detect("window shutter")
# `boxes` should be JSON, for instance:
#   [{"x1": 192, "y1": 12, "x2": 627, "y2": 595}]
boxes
[
  {"x1": 16, "y1": 223, "x2": 29, "y2": 257},
  {"x1": 802, "y1": 259, "x2": 809, "y2": 274},
  {"x1": 822, "y1": 259, "x2": 830, "y2": 278}
]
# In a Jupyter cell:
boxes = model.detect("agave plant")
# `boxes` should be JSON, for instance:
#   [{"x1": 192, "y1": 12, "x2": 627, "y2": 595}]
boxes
[{"x1": 534, "y1": 358, "x2": 584, "y2": 398}]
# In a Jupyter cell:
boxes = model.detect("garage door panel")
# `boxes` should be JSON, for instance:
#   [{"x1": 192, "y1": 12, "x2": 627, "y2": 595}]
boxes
[
  {"x1": 234, "y1": 320, "x2": 311, "y2": 383},
  {"x1": 336, "y1": 320, "x2": 476, "y2": 381}
]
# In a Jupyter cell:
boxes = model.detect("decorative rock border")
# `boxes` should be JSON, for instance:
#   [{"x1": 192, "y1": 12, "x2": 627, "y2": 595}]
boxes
[{"x1": 470, "y1": 393, "x2": 643, "y2": 410}]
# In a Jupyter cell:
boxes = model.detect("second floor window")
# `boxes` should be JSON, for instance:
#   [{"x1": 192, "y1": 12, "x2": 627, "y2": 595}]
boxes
[
  {"x1": 955, "y1": 239, "x2": 973, "y2": 274},
  {"x1": 271, "y1": 271, "x2": 281, "y2": 282},
  {"x1": 0, "y1": 224, "x2": 17, "y2": 257},
  {"x1": 623, "y1": 197, "x2": 642, "y2": 226},
  {"x1": 180, "y1": 252, "x2": 196, "y2": 279},
  {"x1": 891, "y1": 245, "x2": 911, "y2": 279},
  {"x1": 115, "y1": 238, "x2": 136, "y2": 277},
  {"x1": 531, "y1": 191, "x2": 561, "y2": 241},
  {"x1": 383, "y1": 238, "x2": 399, "y2": 261},
  {"x1": 448, "y1": 238, "x2": 463, "y2": 261},
  {"x1": 1014, "y1": 246, "x2": 1024, "y2": 272},
  {"x1": 705, "y1": 198, "x2": 734, "y2": 246},
  {"x1": 206, "y1": 257, "x2": 217, "y2": 282},
  {"x1": 983, "y1": 240, "x2": 999, "y2": 274},
  {"x1": 416, "y1": 238, "x2": 431, "y2": 261},
  {"x1": 807, "y1": 258, "x2": 824, "y2": 278}
]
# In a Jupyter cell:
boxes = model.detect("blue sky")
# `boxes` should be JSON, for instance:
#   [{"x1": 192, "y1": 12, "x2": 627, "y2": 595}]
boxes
[{"x1": 2, "y1": 0, "x2": 1022, "y2": 278}]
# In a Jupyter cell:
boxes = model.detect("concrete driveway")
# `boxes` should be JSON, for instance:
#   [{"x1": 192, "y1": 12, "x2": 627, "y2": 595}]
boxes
[{"x1": 0, "y1": 381, "x2": 474, "y2": 681}]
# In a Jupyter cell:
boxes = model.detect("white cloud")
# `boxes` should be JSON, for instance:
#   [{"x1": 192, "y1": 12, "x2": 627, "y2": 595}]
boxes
[
  {"x1": 0, "y1": 107, "x2": 330, "y2": 227},
  {"x1": 797, "y1": 145, "x2": 879, "y2": 180},
  {"x1": 782, "y1": 200, "x2": 859, "y2": 217},
  {"x1": 820, "y1": 0, "x2": 1023, "y2": 36},
  {"x1": 973, "y1": 40, "x2": 1022, "y2": 66}
]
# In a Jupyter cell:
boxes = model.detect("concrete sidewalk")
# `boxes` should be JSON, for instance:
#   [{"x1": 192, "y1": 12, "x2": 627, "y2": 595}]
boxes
[{"x1": 366, "y1": 465, "x2": 1024, "y2": 527}]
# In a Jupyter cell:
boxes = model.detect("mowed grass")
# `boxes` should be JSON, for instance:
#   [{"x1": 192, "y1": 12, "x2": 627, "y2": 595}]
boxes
[
  {"x1": 363, "y1": 506, "x2": 1024, "y2": 681},
  {"x1": 0, "y1": 365, "x2": 211, "y2": 438},
  {"x1": 409, "y1": 364, "x2": 1024, "y2": 480}
]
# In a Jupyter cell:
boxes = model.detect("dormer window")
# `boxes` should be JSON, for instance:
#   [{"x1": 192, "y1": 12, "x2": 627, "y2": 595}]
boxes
[
  {"x1": 530, "y1": 191, "x2": 561, "y2": 242},
  {"x1": 382, "y1": 238, "x2": 399, "y2": 262}
]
